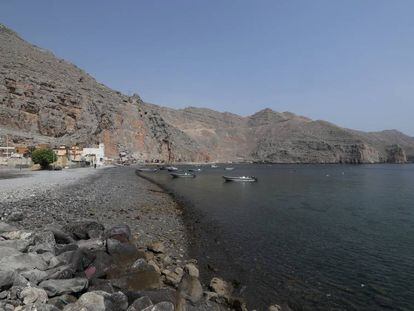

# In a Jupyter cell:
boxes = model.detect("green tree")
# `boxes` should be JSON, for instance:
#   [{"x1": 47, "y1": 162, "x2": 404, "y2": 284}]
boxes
[{"x1": 31, "y1": 148, "x2": 57, "y2": 169}]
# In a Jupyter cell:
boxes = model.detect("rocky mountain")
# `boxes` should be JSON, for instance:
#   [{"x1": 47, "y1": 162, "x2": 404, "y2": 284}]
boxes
[
  {"x1": 150, "y1": 105, "x2": 414, "y2": 163},
  {"x1": 0, "y1": 24, "x2": 208, "y2": 162},
  {"x1": 1, "y1": 23, "x2": 413, "y2": 164}
]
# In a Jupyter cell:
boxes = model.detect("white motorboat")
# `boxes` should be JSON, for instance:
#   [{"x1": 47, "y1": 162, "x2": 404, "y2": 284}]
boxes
[
  {"x1": 166, "y1": 166, "x2": 179, "y2": 172},
  {"x1": 170, "y1": 172, "x2": 196, "y2": 178},
  {"x1": 223, "y1": 176, "x2": 257, "y2": 182}
]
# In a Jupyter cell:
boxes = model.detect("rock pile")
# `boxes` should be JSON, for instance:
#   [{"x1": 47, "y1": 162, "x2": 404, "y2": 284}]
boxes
[{"x1": 0, "y1": 220, "x2": 254, "y2": 311}]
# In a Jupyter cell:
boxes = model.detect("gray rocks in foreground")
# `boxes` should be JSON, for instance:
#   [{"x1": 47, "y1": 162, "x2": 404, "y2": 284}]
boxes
[{"x1": 0, "y1": 220, "x2": 267, "y2": 310}]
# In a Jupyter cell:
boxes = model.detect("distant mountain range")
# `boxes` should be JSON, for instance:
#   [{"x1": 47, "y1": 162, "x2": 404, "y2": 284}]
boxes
[{"x1": 1, "y1": 23, "x2": 413, "y2": 163}]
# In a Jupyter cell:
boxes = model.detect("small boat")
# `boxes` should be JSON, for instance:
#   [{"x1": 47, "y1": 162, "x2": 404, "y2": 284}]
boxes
[
  {"x1": 136, "y1": 168, "x2": 158, "y2": 173},
  {"x1": 170, "y1": 172, "x2": 196, "y2": 178},
  {"x1": 188, "y1": 168, "x2": 202, "y2": 172},
  {"x1": 166, "y1": 166, "x2": 178, "y2": 172},
  {"x1": 224, "y1": 167, "x2": 235, "y2": 171},
  {"x1": 211, "y1": 164, "x2": 219, "y2": 168},
  {"x1": 223, "y1": 176, "x2": 257, "y2": 182}
]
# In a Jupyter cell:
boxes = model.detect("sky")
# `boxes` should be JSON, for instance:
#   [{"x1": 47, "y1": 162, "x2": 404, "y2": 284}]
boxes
[{"x1": 1, "y1": 0, "x2": 414, "y2": 135}]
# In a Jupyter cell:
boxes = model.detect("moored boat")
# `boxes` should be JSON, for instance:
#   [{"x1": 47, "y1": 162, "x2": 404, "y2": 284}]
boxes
[
  {"x1": 211, "y1": 164, "x2": 219, "y2": 168},
  {"x1": 223, "y1": 175, "x2": 257, "y2": 182},
  {"x1": 224, "y1": 167, "x2": 235, "y2": 171},
  {"x1": 189, "y1": 168, "x2": 202, "y2": 172},
  {"x1": 166, "y1": 166, "x2": 179, "y2": 172},
  {"x1": 170, "y1": 172, "x2": 196, "y2": 178},
  {"x1": 136, "y1": 168, "x2": 158, "y2": 173}
]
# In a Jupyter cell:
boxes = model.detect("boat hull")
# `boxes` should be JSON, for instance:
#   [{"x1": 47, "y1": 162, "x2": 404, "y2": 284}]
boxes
[
  {"x1": 170, "y1": 173, "x2": 196, "y2": 178},
  {"x1": 223, "y1": 176, "x2": 257, "y2": 182}
]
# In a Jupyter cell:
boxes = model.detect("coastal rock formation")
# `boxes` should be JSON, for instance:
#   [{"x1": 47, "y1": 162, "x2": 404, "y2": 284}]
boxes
[
  {"x1": 385, "y1": 144, "x2": 407, "y2": 164},
  {"x1": 1, "y1": 23, "x2": 413, "y2": 163},
  {"x1": 152, "y1": 106, "x2": 412, "y2": 163},
  {"x1": 0, "y1": 220, "x2": 248, "y2": 310}
]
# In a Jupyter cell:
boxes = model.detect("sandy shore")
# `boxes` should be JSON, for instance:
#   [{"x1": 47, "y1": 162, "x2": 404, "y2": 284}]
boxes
[{"x1": 0, "y1": 166, "x2": 188, "y2": 259}]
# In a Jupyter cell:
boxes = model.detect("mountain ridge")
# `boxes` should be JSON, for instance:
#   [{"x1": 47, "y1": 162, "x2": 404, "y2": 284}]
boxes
[{"x1": 1, "y1": 23, "x2": 413, "y2": 163}]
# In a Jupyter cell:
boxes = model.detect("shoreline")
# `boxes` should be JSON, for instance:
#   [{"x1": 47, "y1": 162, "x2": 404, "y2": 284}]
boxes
[
  {"x1": 0, "y1": 166, "x2": 188, "y2": 258},
  {"x1": 134, "y1": 169, "x2": 261, "y2": 309},
  {"x1": 0, "y1": 166, "x2": 258, "y2": 310}
]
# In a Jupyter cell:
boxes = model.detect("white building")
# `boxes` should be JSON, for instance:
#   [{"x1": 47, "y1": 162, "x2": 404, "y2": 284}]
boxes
[{"x1": 82, "y1": 143, "x2": 105, "y2": 166}]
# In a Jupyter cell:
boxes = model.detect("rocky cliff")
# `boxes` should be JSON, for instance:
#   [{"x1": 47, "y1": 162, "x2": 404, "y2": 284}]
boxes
[
  {"x1": 0, "y1": 24, "x2": 207, "y2": 162},
  {"x1": 1, "y1": 23, "x2": 413, "y2": 163}
]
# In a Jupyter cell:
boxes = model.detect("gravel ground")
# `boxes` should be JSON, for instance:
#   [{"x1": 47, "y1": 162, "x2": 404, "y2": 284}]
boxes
[{"x1": 0, "y1": 166, "x2": 188, "y2": 259}]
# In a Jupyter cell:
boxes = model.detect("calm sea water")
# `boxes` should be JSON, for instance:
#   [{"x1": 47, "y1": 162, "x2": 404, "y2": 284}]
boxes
[{"x1": 140, "y1": 164, "x2": 414, "y2": 310}]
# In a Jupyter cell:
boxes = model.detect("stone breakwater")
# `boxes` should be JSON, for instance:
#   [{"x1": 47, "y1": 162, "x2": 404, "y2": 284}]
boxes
[{"x1": 0, "y1": 220, "x2": 262, "y2": 311}]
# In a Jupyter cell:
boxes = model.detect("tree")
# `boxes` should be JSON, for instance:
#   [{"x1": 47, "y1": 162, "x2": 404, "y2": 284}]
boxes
[{"x1": 31, "y1": 148, "x2": 57, "y2": 169}]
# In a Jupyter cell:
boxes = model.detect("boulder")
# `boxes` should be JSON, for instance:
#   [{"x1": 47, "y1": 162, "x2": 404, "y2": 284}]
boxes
[
  {"x1": 162, "y1": 268, "x2": 183, "y2": 287},
  {"x1": 45, "y1": 264, "x2": 75, "y2": 280},
  {"x1": 147, "y1": 242, "x2": 165, "y2": 254},
  {"x1": 88, "y1": 250, "x2": 113, "y2": 279},
  {"x1": 106, "y1": 238, "x2": 139, "y2": 259},
  {"x1": 0, "y1": 270, "x2": 15, "y2": 289},
  {"x1": 63, "y1": 248, "x2": 95, "y2": 272},
  {"x1": 0, "y1": 290, "x2": 9, "y2": 299},
  {"x1": 178, "y1": 275, "x2": 203, "y2": 304},
  {"x1": 88, "y1": 278, "x2": 115, "y2": 293},
  {"x1": 132, "y1": 259, "x2": 156, "y2": 272},
  {"x1": 21, "y1": 269, "x2": 49, "y2": 284},
  {"x1": 55, "y1": 243, "x2": 79, "y2": 256},
  {"x1": 0, "y1": 301, "x2": 14, "y2": 311},
  {"x1": 19, "y1": 286, "x2": 48, "y2": 304},
  {"x1": 77, "y1": 238, "x2": 106, "y2": 252},
  {"x1": 1, "y1": 230, "x2": 33, "y2": 241},
  {"x1": 127, "y1": 296, "x2": 153, "y2": 311},
  {"x1": 151, "y1": 302, "x2": 174, "y2": 311},
  {"x1": 105, "y1": 225, "x2": 132, "y2": 243},
  {"x1": 0, "y1": 253, "x2": 48, "y2": 272},
  {"x1": 126, "y1": 289, "x2": 178, "y2": 306},
  {"x1": 209, "y1": 278, "x2": 232, "y2": 298},
  {"x1": 29, "y1": 231, "x2": 56, "y2": 254},
  {"x1": 40, "y1": 252, "x2": 56, "y2": 265},
  {"x1": 15, "y1": 303, "x2": 60, "y2": 311},
  {"x1": 39, "y1": 278, "x2": 88, "y2": 297},
  {"x1": 48, "y1": 294, "x2": 77, "y2": 309},
  {"x1": 63, "y1": 220, "x2": 105, "y2": 240},
  {"x1": 13, "y1": 274, "x2": 32, "y2": 287},
  {"x1": 184, "y1": 264, "x2": 199, "y2": 278},
  {"x1": 109, "y1": 269, "x2": 160, "y2": 291},
  {"x1": 0, "y1": 246, "x2": 22, "y2": 259},
  {"x1": 44, "y1": 225, "x2": 75, "y2": 244},
  {"x1": 63, "y1": 290, "x2": 128, "y2": 311},
  {"x1": 0, "y1": 239, "x2": 32, "y2": 252}
]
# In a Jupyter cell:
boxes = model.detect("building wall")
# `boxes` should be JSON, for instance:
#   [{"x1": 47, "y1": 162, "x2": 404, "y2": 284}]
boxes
[{"x1": 82, "y1": 143, "x2": 105, "y2": 165}]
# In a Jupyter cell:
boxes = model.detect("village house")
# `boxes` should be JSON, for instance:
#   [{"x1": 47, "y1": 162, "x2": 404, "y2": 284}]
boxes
[
  {"x1": 53, "y1": 145, "x2": 69, "y2": 167},
  {"x1": 68, "y1": 145, "x2": 83, "y2": 163},
  {"x1": 82, "y1": 143, "x2": 105, "y2": 166}
]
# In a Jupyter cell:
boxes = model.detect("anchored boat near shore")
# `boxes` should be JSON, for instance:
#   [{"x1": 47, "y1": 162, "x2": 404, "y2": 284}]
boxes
[
  {"x1": 189, "y1": 168, "x2": 202, "y2": 172},
  {"x1": 171, "y1": 172, "x2": 196, "y2": 178},
  {"x1": 136, "y1": 168, "x2": 158, "y2": 173},
  {"x1": 166, "y1": 166, "x2": 179, "y2": 172},
  {"x1": 223, "y1": 175, "x2": 257, "y2": 182}
]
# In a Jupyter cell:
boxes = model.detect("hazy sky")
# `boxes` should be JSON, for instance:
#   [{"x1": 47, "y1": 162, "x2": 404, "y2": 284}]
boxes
[{"x1": 1, "y1": 1, "x2": 414, "y2": 135}]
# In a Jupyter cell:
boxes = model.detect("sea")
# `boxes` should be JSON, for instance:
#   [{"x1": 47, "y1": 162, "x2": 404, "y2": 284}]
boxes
[{"x1": 140, "y1": 164, "x2": 414, "y2": 310}]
